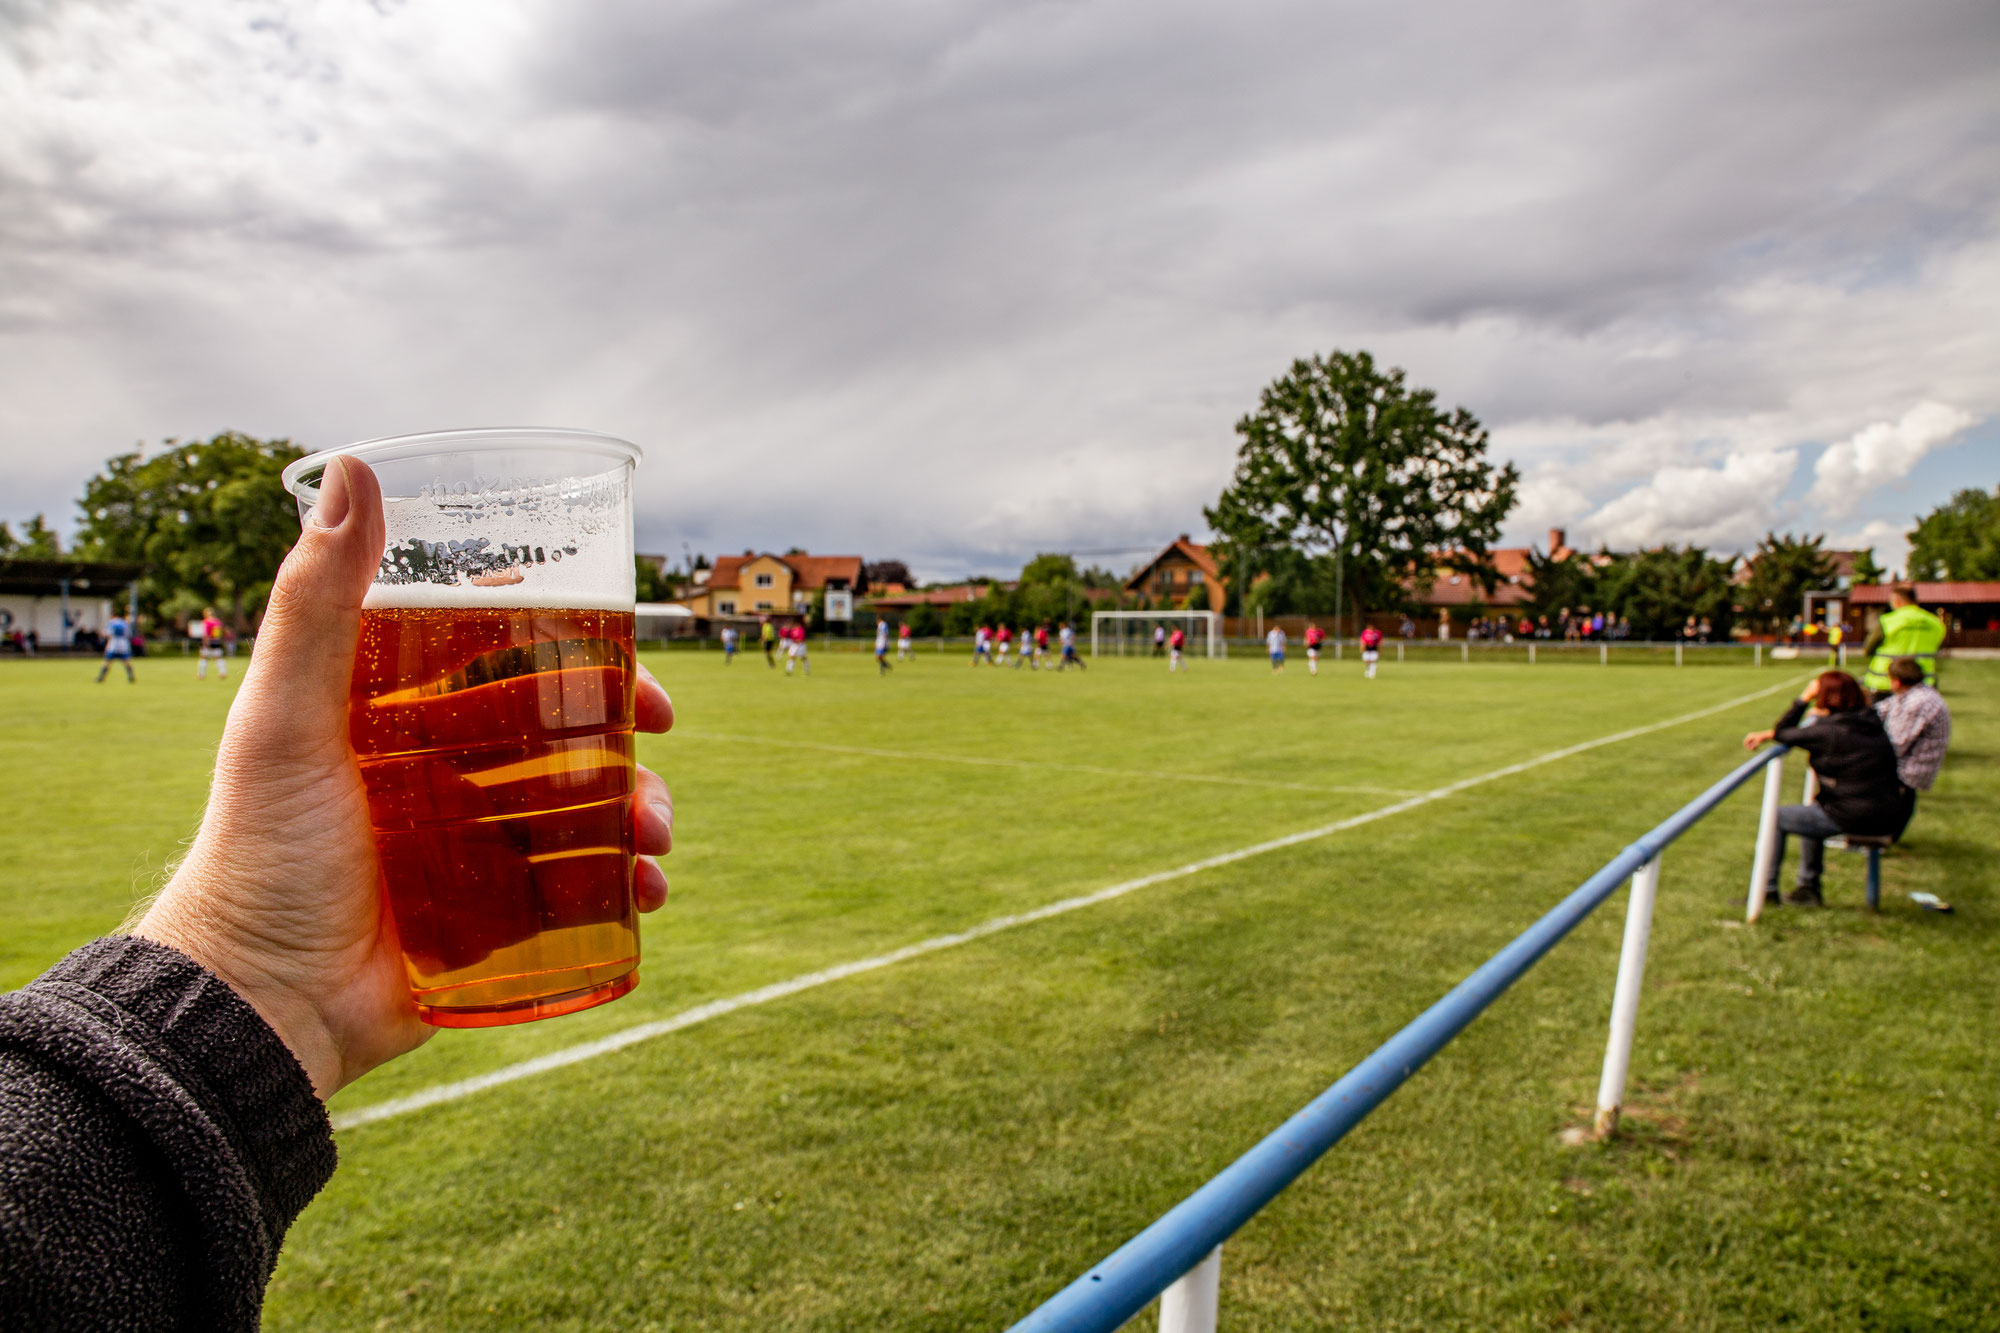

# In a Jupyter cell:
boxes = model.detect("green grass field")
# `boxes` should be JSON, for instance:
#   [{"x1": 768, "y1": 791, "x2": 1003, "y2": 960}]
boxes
[{"x1": 4, "y1": 649, "x2": 1995, "y2": 1330}]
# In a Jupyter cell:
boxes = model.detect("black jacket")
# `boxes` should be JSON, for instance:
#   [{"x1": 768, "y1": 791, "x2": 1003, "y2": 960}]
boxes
[
  {"x1": 1772, "y1": 699, "x2": 1910, "y2": 837},
  {"x1": 0, "y1": 936, "x2": 336, "y2": 1331}
]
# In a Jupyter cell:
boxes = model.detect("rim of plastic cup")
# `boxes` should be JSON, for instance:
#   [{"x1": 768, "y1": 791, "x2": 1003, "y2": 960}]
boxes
[{"x1": 281, "y1": 428, "x2": 643, "y2": 500}]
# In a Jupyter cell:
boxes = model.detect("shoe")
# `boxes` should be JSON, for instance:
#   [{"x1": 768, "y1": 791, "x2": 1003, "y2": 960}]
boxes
[{"x1": 1784, "y1": 885, "x2": 1823, "y2": 907}]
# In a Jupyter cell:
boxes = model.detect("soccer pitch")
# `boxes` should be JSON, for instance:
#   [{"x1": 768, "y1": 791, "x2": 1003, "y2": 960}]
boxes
[{"x1": 4, "y1": 652, "x2": 1995, "y2": 1330}]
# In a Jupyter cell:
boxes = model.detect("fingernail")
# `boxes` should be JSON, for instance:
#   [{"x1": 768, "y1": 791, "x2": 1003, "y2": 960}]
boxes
[
  {"x1": 650, "y1": 797, "x2": 673, "y2": 826},
  {"x1": 313, "y1": 456, "x2": 352, "y2": 530}
]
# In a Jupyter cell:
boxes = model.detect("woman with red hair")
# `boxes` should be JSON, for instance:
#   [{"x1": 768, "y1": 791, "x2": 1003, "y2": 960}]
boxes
[{"x1": 1743, "y1": 670, "x2": 1910, "y2": 906}]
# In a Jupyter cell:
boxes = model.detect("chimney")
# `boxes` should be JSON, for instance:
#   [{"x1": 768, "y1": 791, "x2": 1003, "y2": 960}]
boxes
[{"x1": 1548, "y1": 528, "x2": 1566, "y2": 554}]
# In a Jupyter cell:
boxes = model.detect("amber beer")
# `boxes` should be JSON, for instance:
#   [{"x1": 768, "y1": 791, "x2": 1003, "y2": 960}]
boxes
[{"x1": 349, "y1": 604, "x2": 640, "y2": 1026}]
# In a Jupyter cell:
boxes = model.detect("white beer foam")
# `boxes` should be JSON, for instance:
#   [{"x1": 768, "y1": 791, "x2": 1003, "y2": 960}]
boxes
[{"x1": 363, "y1": 485, "x2": 635, "y2": 610}]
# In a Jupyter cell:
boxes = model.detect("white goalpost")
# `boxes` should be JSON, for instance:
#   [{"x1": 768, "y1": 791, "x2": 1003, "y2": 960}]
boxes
[{"x1": 1091, "y1": 608, "x2": 1222, "y2": 659}]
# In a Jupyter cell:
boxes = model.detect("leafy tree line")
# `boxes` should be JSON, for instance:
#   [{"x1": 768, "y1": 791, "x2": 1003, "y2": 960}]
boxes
[
  {"x1": 1197, "y1": 349, "x2": 1999, "y2": 638},
  {"x1": 924, "y1": 554, "x2": 1123, "y2": 636}
]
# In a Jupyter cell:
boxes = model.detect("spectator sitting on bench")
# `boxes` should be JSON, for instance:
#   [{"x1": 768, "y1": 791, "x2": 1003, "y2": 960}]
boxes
[
  {"x1": 1742, "y1": 670, "x2": 1911, "y2": 907},
  {"x1": 1876, "y1": 654, "x2": 1951, "y2": 806}
]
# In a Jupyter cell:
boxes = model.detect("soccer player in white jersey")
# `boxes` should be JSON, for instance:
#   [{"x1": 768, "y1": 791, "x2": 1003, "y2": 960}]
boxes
[
  {"x1": 1058, "y1": 622, "x2": 1085, "y2": 670},
  {"x1": 973, "y1": 625, "x2": 991, "y2": 665},
  {"x1": 874, "y1": 617, "x2": 893, "y2": 674},
  {"x1": 97, "y1": 613, "x2": 135, "y2": 683},
  {"x1": 1266, "y1": 624, "x2": 1287, "y2": 673}
]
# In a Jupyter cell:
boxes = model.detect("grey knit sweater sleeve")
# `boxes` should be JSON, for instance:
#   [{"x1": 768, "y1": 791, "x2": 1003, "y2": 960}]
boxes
[{"x1": 0, "y1": 936, "x2": 337, "y2": 1331}]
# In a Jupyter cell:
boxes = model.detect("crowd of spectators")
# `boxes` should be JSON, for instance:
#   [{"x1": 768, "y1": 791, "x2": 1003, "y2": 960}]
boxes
[{"x1": 1459, "y1": 609, "x2": 1645, "y2": 642}]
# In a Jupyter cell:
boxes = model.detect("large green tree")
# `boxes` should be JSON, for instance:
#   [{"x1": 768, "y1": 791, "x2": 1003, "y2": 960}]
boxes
[
  {"x1": 1205, "y1": 351, "x2": 1517, "y2": 628},
  {"x1": 1735, "y1": 532, "x2": 1838, "y2": 633},
  {"x1": 1907, "y1": 486, "x2": 2000, "y2": 581},
  {"x1": 72, "y1": 432, "x2": 306, "y2": 631}
]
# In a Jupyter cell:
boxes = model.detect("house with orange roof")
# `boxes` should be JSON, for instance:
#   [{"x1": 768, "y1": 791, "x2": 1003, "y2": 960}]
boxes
[
  {"x1": 684, "y1": 550, "x2": 866, "y2": 621},
  {"x1": 1417, "y1": 529, "x2": 1580, "y2": 615},
  {"x1": 1125, "y1": 535, "x2": 1224, "y2": 611}
]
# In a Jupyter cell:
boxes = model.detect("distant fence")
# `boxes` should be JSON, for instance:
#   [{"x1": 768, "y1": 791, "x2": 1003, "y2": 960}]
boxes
[
  {"x1": 631, "y1": 635, "x2": 1867, "y2": 671},
  {"x1": 1008, "y1": 744, "x2": 1795, "y2": 1333},
  {"x1": 1215, "y1": 638, "x2": 1842, "y2": 669}
]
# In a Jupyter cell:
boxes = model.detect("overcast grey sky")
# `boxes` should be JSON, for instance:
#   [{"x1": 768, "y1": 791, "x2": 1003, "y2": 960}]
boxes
[{"x1": 3, "y1": 0, "x2": 1995, "y2": 579}]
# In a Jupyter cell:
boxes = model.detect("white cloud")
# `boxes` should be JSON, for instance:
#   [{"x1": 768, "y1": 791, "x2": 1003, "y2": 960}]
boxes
[
  {"x1": 1581, "y1": 449, "x2": 1799, "y2": 551},
  {"x1": 0, "y1": 2, "x2": 1997, "y2": 578},
  {"x1": 1805, "y1": 401, "x2": 1975, "y2": 519}
]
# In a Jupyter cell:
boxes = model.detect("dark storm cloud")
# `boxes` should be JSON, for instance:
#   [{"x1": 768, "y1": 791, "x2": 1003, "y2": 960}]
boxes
[{"x1": 1, "y1": 0, "x2": 1995, "y2": 575}]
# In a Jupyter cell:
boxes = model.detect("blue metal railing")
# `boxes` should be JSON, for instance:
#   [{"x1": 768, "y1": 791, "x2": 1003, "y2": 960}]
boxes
[{"x1": 1009, "y1": 743, "x2": 1789, "y2": 1333}]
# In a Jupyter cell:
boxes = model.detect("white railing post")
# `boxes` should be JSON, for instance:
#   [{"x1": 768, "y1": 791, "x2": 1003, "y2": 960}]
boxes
[
  {"x1": 1595, "y1": 854, "x2": 1662, "y2": 1138},
  {"x1": 1529, "y1": 643, "x2": 1536, "y2": 665},
  {"x1": 1754, "y1": 642, "x2": 1763, "y2": 668},
  {"x1": 1600, "y1": 642, "x2": 1608, "y2": 667},
  {"x1": 1746, "y1": 754, "x2": 1784, "y2": 922},
  {"x1": 1461, "y1": 641, "x2": 1469, "y2": 664},
  {"x1": 1802, "y1": 766, "x2": 1818, "y2": 803},
  {"x1": 1158, "y1": 1245, "x2": 1221, "y2": 1333},
  {"x1": 1397, "y1": 641, "x2": 1405, "y2": 662},
  {"x1": 1675, "y1": 642, "x2": 1683, "y2": 667}
]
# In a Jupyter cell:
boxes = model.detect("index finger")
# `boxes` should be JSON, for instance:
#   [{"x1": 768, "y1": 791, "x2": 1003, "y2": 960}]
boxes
[{"x1": 637, "y1": 661, "x2": 675, "y2": 733}]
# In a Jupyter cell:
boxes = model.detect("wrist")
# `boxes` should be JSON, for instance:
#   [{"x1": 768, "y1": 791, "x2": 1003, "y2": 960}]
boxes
[{"x1": 135, "y1": 893, "x2": 345, "y2": 1100}]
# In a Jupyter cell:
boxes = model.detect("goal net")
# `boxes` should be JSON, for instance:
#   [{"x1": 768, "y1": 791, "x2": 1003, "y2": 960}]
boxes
[{"x1": 1090, "y1": 609, "x2": 1222, "y2": 659}]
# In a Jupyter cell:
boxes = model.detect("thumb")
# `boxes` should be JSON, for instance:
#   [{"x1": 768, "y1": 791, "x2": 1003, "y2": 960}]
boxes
[{"x1": 233, "y1": 455, "x2": 386, "y2": 750}]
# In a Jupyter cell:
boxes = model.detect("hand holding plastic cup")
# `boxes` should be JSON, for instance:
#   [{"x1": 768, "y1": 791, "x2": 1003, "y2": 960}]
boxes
[{"x1": 282, "y1": 429, "x2": 645, "y2": 1027}]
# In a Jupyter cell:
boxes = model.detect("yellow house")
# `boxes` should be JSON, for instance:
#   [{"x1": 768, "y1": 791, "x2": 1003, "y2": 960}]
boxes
[{"x1": 685, "y1": 551, "x2": 866, "y2": 620}]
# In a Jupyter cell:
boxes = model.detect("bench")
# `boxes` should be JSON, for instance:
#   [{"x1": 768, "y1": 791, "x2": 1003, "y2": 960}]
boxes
[{"x1": 1827, "y1": 834, "x2": 1895, "y2": 910}]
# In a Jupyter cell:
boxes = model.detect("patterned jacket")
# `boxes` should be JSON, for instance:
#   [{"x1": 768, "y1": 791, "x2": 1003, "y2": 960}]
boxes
[{"x1": 1876, "y1": 685, "x2": 1952, "y2": 791}]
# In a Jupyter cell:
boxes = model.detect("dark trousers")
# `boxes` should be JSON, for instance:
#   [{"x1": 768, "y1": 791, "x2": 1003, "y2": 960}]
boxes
[{"x1": 1766, "y1": 803, "x2": 1843, "y2": 892}]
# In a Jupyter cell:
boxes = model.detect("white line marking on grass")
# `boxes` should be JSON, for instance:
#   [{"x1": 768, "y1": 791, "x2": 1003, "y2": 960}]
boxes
[
  {"x1": 333, "y1": 676, "x2": 1803, "y2": 1132},
  {"x1": 677, "y1": 732, "x2": 1420, "y2": 797}
]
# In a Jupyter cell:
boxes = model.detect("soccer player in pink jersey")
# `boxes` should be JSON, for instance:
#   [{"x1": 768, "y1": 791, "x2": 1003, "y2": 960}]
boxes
[
  {"x1": 1168, "y1": 625, "x2": 1187, "y2": 673},
  {"x1": 1360, "y1": 623, "x2": 1383, "y2": 679},
  {"x1": 195, "y1": 607, "x2": 228, "y2": 680},
  {"x1": 1303, "y1": 622, "x2": 1326, "y2": 675},
  {"x1": 994, "y1": 623, "x2": 1012, "y2": 667},
  {"x1": 897, "y1": 621, "x2": 913, "y2": 660}
]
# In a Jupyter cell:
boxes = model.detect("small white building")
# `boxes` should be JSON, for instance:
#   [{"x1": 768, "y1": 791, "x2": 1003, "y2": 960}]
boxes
[{"x1": 0, "y1": 559, "x2": 145, "y2": 648}]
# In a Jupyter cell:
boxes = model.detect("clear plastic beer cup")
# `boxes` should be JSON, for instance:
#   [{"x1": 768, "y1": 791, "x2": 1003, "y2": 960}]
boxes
[{"x1": 282, "y1": 429, "x2": 644, "y2": 1028}]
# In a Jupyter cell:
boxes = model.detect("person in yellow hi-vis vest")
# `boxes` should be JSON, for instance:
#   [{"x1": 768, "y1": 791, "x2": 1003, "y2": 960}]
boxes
[{"x1": 1863, "y1": 584, "x2": 1946, "y2": 692}]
